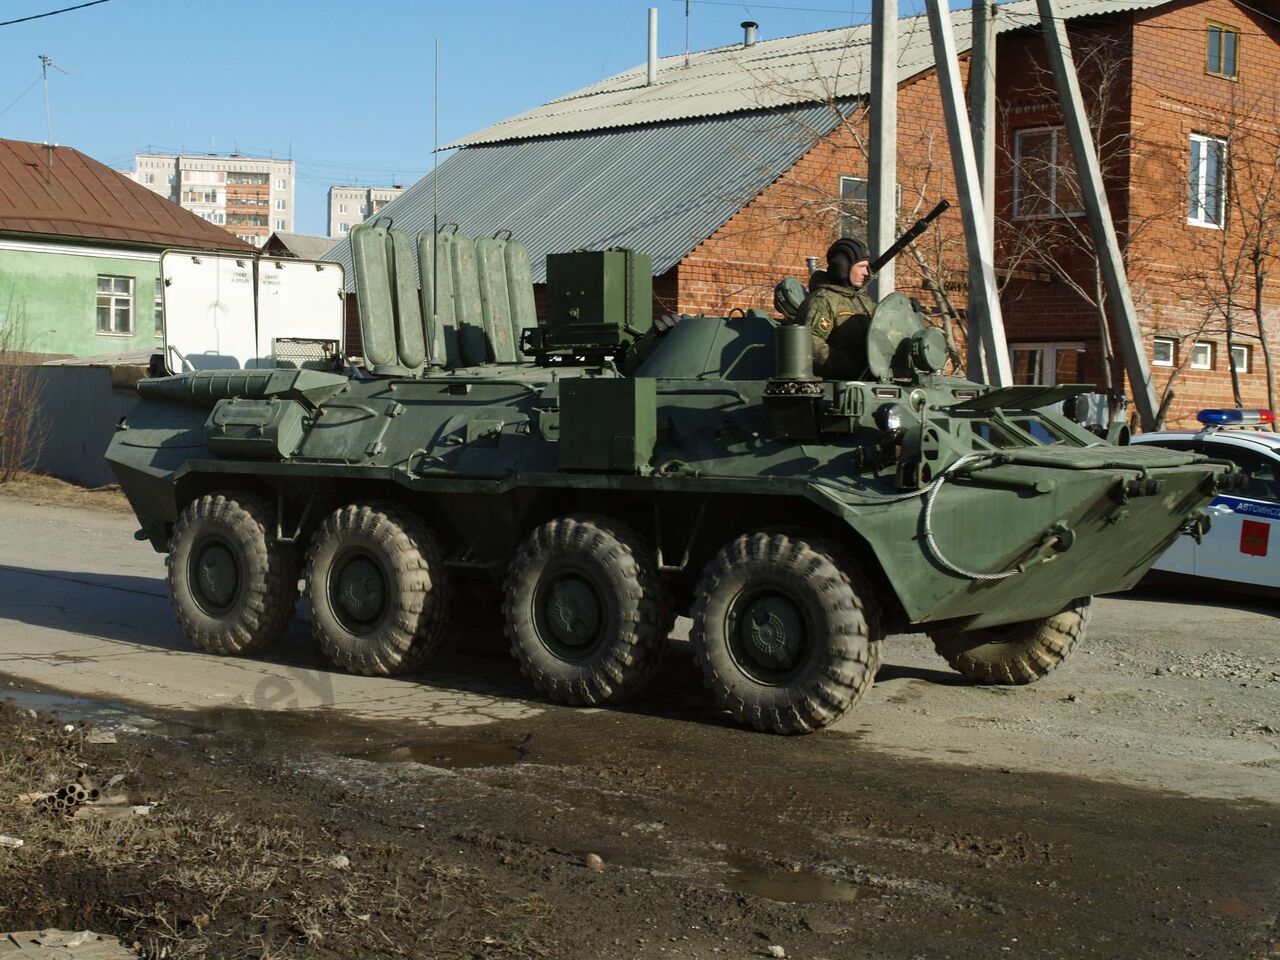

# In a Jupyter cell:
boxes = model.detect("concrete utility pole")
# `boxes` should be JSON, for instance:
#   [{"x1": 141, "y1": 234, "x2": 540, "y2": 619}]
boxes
[
  {"x1": 967, "y1": 0, "x2": 997, "y2": 381},
  {"x1": 1036, "y1": 0, "x2": 1159, "y2": 429},
  {"x1": 869, "y1": 0, "x2": 898, "y2": 300},
  {"x1": 925, "y1": 0, "x2": 1012, "y2": 386}
]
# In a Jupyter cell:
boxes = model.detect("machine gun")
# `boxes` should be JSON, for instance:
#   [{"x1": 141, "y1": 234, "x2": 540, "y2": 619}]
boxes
[{"x1": 869, "y1": 199, "x2": 951, "y2": 273}]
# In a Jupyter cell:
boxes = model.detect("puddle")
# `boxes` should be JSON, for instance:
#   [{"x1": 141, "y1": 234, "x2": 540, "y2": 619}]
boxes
[
  {"x1": 3, "y1": 689, "x2": 205, "y2": 738},
  {"x1": 346, "y1": 740, "x2": 525, "y2": 769},
  {"x1": 726, "y1": 858, "x2": 876, "y2": 903}
]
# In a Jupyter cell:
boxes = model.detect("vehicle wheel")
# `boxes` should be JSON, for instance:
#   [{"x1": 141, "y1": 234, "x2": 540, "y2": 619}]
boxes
[
  {"x1": 503, "y1": 515, "x2": 670, "y2": 706},
  {"x1": 167, "y1": 491, "x2": 297, "y2": 656},
  {"x1": 928, "y1": 598, "x2": 1091, "y2": 685},
  {"x1": 691, "y1": 531, "x2": 882, "y2": 735},
  {"x1": 306, "y1": 502, "x2": 450, "y2": 676}
]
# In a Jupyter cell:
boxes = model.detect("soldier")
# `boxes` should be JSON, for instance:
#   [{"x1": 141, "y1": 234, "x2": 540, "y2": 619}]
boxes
[{"x1": 798, "y1": 237, "x2": 875, "y2": 380}]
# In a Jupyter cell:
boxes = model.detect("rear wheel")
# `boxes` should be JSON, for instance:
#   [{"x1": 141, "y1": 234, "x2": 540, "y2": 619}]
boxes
[
  {"x1": 928, "y1": 598, "x2": 1091, "y2": 685},
  {"x1": 167, "y1": 491, "x2": 297, "y2": 656},
  {"x1": 691, "y1": 531, "x2": 881, "y2": 735},
  {"x1": 503, "y1": 515, "x2": 669, "y2": 706},
  {"x1": 306, "y1": 502, "x2": 450, "y2": 676}
]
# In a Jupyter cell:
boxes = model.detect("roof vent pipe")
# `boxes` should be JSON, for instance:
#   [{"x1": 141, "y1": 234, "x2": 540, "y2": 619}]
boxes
[
  {"x1": 647, "y1": 8, "x2": 658, "y2": 86},
  {"x1": 741, "y1": 20, "x2": 758, "y2": 46}
]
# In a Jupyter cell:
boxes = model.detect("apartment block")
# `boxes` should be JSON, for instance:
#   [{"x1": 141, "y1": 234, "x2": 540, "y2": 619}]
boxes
[
  {"x1": 132, "y1": 152, "x2": 296, "y2": 248},
  {"x1": 327, "y1": 185, "x2": 405, "y2": 238}
]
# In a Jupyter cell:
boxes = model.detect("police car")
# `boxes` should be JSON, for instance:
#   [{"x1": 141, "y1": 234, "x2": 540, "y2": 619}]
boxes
[{"x1": 1129, "y1": 409, "x2": 1279, "y2": 591}]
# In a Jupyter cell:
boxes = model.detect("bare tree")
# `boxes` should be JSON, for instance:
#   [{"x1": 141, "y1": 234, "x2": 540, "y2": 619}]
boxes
[
  {"x1": 0, "y1": 296, "x2": 47, "y2": 483},
  {"x1": 996, "y1": 31, "x2": 1181, "y2": 415},
  {"x1": 1183, "y1": 88, "x2": 1280, "y2": 425}
]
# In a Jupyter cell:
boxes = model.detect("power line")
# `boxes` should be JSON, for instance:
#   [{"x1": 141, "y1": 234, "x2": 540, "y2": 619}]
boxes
[
  {"x1": 671, "y1": 0, "x2": 868, "y2": 15},
  {"x1": 0, "y1": 76, "x2": 40, "y2": 119},
  {"x1": 0, "y1": 0, "x2": 109, "y2": 28}
]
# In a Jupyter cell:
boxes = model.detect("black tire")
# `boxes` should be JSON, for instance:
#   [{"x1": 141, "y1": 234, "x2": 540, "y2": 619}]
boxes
[
  {"x1": 167, "y1": 491, "x2": 297, "y2": 656},
  {"x1": 305, "y1": 502, "x2": 450, "y2": 676},
  {"x1": 691, "y1": 531, "x2": 882, "y2": 735},
  {"x1": 503, "y1": 514, "x2": 669, "y2": 706},
  {"x1": 929, "y1": 597, "x2": 1091, "y2": 685}
]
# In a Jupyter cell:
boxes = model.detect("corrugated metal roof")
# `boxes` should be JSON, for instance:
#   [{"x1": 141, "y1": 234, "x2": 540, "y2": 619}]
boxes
[
  {"x1": 265, "y1": 231, "x2": 337, "y2": 260},
  {"x1": 448, "y1": 0, "x2": 1170, "y2": 148},
  {"x1": 0, "y1": 138, "x2": 255, "y2": 252},
  {"x1": 324, "y1": 102, "x2": 848, "y2": 284}
]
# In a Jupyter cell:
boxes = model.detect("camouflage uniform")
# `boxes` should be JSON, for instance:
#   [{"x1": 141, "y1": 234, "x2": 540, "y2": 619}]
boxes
[{"x1": 798, "y1": 271, "x2": 876, "y2": 380}]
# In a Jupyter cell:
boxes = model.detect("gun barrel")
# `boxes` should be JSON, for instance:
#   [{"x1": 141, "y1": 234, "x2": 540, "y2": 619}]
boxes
[{"x1": 869, "y1": 199, "x2": 951, "y2": 272}]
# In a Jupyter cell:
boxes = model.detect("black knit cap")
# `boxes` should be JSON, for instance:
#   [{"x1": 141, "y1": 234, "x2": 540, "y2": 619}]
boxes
[{"x1": 826, "y1": 237, "x2": 871, "y2": 285}]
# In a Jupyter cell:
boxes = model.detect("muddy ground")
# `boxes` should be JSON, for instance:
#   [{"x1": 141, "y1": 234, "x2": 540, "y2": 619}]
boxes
[{"x1": 0, "y1": 491, "x2": 1278, "y2": 958}]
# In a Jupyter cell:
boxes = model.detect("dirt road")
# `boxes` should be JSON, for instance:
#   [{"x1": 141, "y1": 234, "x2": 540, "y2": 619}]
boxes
[{"x1": 1, "y1": 496, "x2": 1277, "y2": 958}]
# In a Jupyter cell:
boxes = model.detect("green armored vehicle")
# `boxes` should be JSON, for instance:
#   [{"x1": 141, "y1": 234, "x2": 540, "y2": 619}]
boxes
[{"x1": 106, "y1": 225, "x2": 1232, "y2": 734}]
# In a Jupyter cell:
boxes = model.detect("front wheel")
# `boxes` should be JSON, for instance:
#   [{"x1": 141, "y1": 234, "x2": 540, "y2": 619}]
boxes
[
  {"x1": 691, "y1": 531, "x2": 882, "y2": 735},
  {"x1": 928, "y1": 598, "x2": 1091, "y2": 685}
]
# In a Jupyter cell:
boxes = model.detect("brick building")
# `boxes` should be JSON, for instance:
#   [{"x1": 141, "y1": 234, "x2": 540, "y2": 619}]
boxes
[{"x1": 327, "y1": 0, "x2": 1280, "y2": 428}]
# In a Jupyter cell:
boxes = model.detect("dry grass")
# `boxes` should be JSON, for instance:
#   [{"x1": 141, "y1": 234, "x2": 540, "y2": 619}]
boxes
[
  {"x1": 0, "y1": 470, "x2": 131, "y2": 513},
  {"x1": 0, "y1": 706, "x2": 555, "y2": 959}
]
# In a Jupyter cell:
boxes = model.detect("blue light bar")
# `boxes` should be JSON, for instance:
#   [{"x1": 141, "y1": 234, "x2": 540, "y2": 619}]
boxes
[{"x1": 1196, "y1": 408, "x2": 1276, "y2": 425}]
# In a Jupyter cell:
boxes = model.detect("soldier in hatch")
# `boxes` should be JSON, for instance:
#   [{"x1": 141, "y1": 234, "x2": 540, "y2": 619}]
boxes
[{"x1": 798, "y1": 237, "x2": 875, "y2": 380}]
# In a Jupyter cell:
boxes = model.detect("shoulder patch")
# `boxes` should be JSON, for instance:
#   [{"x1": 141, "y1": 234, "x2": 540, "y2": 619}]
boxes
[{"x1": 814, "y1": 315, "x2": 834, "y2": 336}]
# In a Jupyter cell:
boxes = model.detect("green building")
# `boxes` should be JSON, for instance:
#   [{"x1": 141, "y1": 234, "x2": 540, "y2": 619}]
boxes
[{"x1": 0, "y1": 138, "x2": 253, "y2": 358}]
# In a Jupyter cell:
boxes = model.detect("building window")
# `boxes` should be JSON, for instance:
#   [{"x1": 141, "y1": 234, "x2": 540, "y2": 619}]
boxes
[
  {"x1": 1013, "y1": 127, "x2": 1082, "y2": 219},
  {"x1": 1152, "y1": 337, "x2": 1175, "y2": 367},
  {"x1": 154, "y1": 278, "x2": 164, "y2": 336},
  {"x1": 1010, "y1": 342, "x2": 1086, "y2": 386},
  {"x1": 1188, "y1": 134, "x2": 1227, "y2": 227},
  {"x1": 338, "y1": 203, "x2": 347, "y2": 214},
  {"x1": 359, "y1": 204, "x2": 368, "y2": 215},
  {"x1": 275, "y1": 177, "x2": 286, "y2": 189},
  {"x1": 275, "y1": 199, "x2": 286, "y2": 210},
  {"x1": 1190, "y1": 341, "x2": 1213, "y2": 370},
  {"x1": 275, "y1": 219, "x2": 286, "y2": 230},
  {"x1": 1206, "y1": 23, "x2": 1239, "y2": 79},
  {"x1": 96, "y1": 276, "x2": 134, "y2": 335},
  {"x1": 143, "y1": 173, "x2": 155, "y2": 184},
  {"x1": 838, "y1": 175, "x2": 901, "y2": 238},
  {"x1": 1230, "y1": 343, "x2": 1249, "y2": 373}
]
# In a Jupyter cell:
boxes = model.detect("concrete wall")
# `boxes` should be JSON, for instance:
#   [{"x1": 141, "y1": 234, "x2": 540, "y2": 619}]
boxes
[
  {"x1": 29, "y1": 366, "x2": 138, "y2": 488},
  {"x1": 0, "y1": 239, "x2": 162, "y2": 357}
]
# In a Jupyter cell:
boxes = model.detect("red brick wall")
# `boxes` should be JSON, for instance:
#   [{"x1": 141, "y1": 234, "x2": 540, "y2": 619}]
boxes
[
  {"x1": 673, "y1": 0, "x2": 1280, "y2": 428},
  {"x1": 673, "y1": 68, "x2": 971, "y2": 366}
]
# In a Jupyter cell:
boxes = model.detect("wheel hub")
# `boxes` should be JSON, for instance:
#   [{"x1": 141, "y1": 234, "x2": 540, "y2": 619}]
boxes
[
  {"x1": 334, "y1": 556, "x2": 387, "y2": 627},
  {"x1": 543, "y1": 576, "x2": 601, "y2": 649},
  {"x1": 193, "y1": 541, "x2": 239, "y2": 612},
  {"x1": 740, "y1": 593, "x2": 805, "y2": 672}
]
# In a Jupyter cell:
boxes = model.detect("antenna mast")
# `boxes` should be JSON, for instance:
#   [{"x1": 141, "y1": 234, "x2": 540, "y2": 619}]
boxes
[
  {"x1": 432, "y1": 36, "x2": 441, "y2": 366},
  {"x1": 38, "y1": 54, "x2": 69, "y2": 179}
]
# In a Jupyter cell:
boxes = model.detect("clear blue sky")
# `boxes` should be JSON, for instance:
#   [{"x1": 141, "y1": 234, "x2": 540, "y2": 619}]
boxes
[{"x1": 1, "y1": 0, "x2": 941, "y2": 236}]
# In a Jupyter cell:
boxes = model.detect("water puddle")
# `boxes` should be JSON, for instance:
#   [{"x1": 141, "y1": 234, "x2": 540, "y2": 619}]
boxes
[
  {"x1": 346, "y1": 740, "x2": 525, "y2": 769},
  {"x1": 726, "y1": 857, "x2": 876, "y2": 903}
]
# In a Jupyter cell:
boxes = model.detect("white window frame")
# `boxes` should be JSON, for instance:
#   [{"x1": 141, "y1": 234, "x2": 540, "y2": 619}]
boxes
[
  {"x1": 1188, "y1": 133, "x2": 1227, "y2": 228},
  {"x1": 274, "y1": 219, "x2": 286, "y2": 230},
  {"x1": 1013, "y1": 126, "x2": 1084, "y2": 220},
  {"x1": 1009, "y1": 341, "x2": 1087, "y2": 386},
  {"x1": 339, "y1": 222, "x2": 350, "y2": 233},
  {"x1": 153, "y1": 278, "x2": 164, "y2": 337},
  {"x1": 274, "y1": 198, "x2": 286, "y2": 210},
  {"x1": 1152, "y1": 336, "x2": 1176, "y2": 366},
  {"x1": 1230, "y1": 343, "x2": 1249, "y2": 373},
  {"x1": 143, "y1": 172, "x2": 155, "y2": 185},
  {"x1": 338, "y1": 203, "x2": 347, "y2": 214},
  {"x1": 96, "y1": 275, "x2": 135, "y2": 336},
  {"x1": 1190, "y1": 341, "x2": 1213, "y2": 370},
  {"x1": 275, "y1": 177, "x2": 286, "y2": 189}
]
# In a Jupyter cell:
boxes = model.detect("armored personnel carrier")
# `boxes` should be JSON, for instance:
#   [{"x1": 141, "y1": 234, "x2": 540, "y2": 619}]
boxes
[{"x1": 106, "y1": 224, "x2": 1233, "y2": 734}]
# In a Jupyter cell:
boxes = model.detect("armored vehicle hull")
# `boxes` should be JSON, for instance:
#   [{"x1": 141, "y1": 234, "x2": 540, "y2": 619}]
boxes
[{"x1": 107, "y1": 310, "x2": 1229, "y2": 733}]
